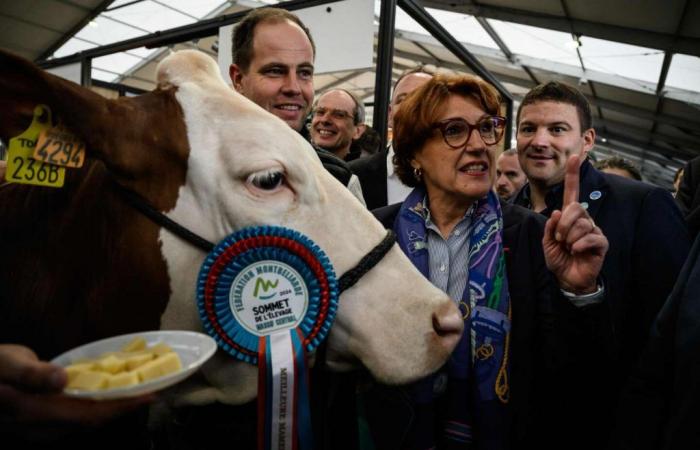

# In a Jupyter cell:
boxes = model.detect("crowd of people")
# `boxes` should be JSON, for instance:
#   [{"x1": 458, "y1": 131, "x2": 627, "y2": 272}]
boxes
[{"x1": 2, "y1": 6, "x2": 699, "y2": 450}]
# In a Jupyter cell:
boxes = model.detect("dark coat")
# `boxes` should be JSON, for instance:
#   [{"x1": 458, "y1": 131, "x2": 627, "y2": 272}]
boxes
[
  {"x1": 511, "y1": 160, "x2": 690, "y2": 448},
  {"x1": 675, "y1": 155, "x2": 700, "y2": 240},
  {"x1": 614, "y1": 233, "x2": 700, "y2": 449},
  {"x1": 364, "y1": 201, "x2": 574, "y2": 450},
  {"x1": 349, "y1": 148, "x2": 388, "y2": 210}
]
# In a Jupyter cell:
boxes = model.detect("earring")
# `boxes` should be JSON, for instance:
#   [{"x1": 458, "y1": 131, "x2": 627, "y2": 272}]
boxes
[{"x1": 413, "y1": 167, "x2": 423, "y2": 181}]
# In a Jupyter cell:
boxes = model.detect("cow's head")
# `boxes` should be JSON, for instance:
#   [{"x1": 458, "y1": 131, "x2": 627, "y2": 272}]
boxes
[{"x1": 0, "y1": 50, "x2": 462, "y2": 405}]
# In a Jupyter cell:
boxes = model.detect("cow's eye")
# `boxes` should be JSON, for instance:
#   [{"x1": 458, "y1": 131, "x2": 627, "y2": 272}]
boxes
[{"x1": 249, "y1": 170, "x2": 284, "y2": 191}]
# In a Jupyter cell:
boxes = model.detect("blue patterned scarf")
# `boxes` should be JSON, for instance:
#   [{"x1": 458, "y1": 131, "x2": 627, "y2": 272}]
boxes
[{"x1": 393, "y1": 186, "x2": 511, "y2": 450}]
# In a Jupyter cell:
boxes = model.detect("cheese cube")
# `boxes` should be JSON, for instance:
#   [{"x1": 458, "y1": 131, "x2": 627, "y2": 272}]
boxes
[
  {"x1": 67, "y1": 370, "x2": 109, "y2": 391},
  {"x1": 107, "y1": 371, "x2": 140, "y2": 389},
  {"x1": 124, "y1": 352, "x2": 154, "y2": 370},
  {"x1": 121, "y1": 337, "x2": 147, "y2": 352},
  {"x1": 65, "y1": 362, "x2": 95, "y2": 383},
  {"x1": 149, "y1": 342, "x2": 173, "y2": 356},
  {"x1": 134, "y1": 352, "x2": 182, "y2": 382},
  {"x1": 97, "y1": 354, "x2": 127, "y2": 374}
]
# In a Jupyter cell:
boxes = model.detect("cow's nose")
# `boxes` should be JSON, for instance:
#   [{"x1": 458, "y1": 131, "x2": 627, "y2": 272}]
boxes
[{"x1": 432, "y1": 300, "x2": 464, "y2": 346}]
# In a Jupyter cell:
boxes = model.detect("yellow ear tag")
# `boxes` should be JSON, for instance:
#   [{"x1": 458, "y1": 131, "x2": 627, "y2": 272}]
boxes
[
  {"x1": 33, "y1": 125, "x2": 86, "y2": 168},
  {"x1": 6, "y1": 105, "x2": 65, "y2": 187}
]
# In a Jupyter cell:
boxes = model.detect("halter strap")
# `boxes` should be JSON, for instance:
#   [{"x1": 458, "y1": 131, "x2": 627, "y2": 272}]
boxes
[{"x1": 115, "y1": 182, "x2": 396, "y2": 292}]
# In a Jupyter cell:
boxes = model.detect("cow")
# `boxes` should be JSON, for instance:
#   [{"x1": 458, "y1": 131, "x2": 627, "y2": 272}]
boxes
[{"x1": 0, "y1": 48, "x2": 462, "y2": 418}]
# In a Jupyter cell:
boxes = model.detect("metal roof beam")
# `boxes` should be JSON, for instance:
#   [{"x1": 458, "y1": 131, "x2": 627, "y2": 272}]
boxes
[
  {"x1": 603, "y1": 131, "x2": 694, "y2": 162},
  {"x1": 398, "y1": 0, "x2": 512, "y2": 101},
  {"x1": 39, "y1": 0, "x2": 115, "y2": 62},
  {"x1": 595, "y1": 137, "x2": 676, "y2": 168},
  {"x1": 596, "y1": 122, "x2": 699, "y2": 159},
  {"x1": 391, "y1": 27, "x2": 700, "y2": 103},
  {"x1": 589, "y1": 96, "x2": 700, "y2": 135},
  {"x1": 38, "y1": 0, "x2": 342, "y2": 67},
  {"x1": 421, "y1": 0, "x2": 700, "y2": 57},
  {"x1": 474, "y1": 16, "x2": 539, "y2": 85}
]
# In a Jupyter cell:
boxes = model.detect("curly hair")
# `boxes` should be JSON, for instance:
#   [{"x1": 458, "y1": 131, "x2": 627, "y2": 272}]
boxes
[{"x1": 392, "y1": 73, "x2": 502, "y2": 187}]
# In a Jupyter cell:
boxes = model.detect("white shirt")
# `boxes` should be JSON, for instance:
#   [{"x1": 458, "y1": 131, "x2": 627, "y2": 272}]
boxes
[
  {"x1": 386, "y1": 145, "x2": 413, "y2": 205},
  {"x1": 348, "y1": 174, "x2": 366, "y2": 207}
]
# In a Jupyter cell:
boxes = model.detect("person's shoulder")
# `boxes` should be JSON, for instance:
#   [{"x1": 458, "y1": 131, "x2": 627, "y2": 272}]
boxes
[
  {"x1": 314, "y1": 145, "x2": 353, "y2": 185},
  {"x1": 349, "y1": 148, "x2": 387, "y2": 173},
  {"x1": 501, "y1": 200, "x2": 545, "y2": 229},
  {"x1": 600, "y1": 172, "x2": 671, "y2": 203},
  {"x1": 372, "y1": 202, "x2": 401, "y2": 229}
]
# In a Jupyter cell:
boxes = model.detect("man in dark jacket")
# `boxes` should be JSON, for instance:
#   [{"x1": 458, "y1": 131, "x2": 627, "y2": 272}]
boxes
[{"x1": 512, "y1": 81, "x2": 690, "y2": 448}]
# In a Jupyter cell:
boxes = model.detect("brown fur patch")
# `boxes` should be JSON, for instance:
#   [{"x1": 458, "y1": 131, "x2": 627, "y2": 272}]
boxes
[{"x1": 0, "y1": 50, "x2": 191, "y2": 359}]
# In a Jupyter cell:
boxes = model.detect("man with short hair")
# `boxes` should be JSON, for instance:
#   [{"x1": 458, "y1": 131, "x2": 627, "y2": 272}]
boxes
[
  {"x1": 594, "y1": 155, "x2": 643, "y2": 181},
  {"x1": 512, "y1": 81, "x2": 690, "y2": 449},
  {"x1": 310, "y1": 88, "x2": 366, "y2": 161},
  {"x1": 349, "y1": 67, "x2": 433, "y2": 209},
  {"x1": 495, "y1": 148, "x2": 526, "y2": 200},
  {"x1": 229, "y1": 7, "x2": 364, "y2": 203}
]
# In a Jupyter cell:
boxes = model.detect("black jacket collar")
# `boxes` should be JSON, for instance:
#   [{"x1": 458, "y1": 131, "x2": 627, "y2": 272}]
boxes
[{"x1": 512, "y1": 159, "x2": 610, "y2": 219}]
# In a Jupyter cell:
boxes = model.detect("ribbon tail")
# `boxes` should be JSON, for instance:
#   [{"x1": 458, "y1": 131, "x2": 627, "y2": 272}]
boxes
[
  {"x1": 293, "y1": 329, "x2": 313, "y2": 450},
  {"x1": 258, "y1": 336, "x2": 272, "y2": 450}
]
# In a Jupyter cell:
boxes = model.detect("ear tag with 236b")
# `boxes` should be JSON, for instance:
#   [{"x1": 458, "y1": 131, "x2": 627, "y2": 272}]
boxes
[{"x1": 5, "y1": 105, "x2": 65, "y2": 187}]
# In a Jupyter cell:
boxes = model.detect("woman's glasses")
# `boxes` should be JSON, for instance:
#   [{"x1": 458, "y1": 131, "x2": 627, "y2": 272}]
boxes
[{"x1": 432, "y1": 116, "x2": 506, "y2": 148}]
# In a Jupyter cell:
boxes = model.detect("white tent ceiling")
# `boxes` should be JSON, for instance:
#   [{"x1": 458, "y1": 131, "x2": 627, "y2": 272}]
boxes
[{"x1": 1, "y1": 0, "x2": 699, "y2": 187}]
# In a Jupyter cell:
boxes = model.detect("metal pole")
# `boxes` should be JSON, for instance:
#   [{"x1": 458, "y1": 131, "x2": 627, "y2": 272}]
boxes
[
  {"x1": 397, "y1": 0, "x2": 512, "y2": 102},
  {"x1": 38, "y1": 0, "x2": 343, "y2": 69},
  {"x1": 80, "y1": 58, "x2": 92, "y2": 88},
  {"x1": 505, "y1": 100, "x2": 513, "y2": 148},
  {"x1": 373, "y1": 0, "x2": 397, "y2": 150}
]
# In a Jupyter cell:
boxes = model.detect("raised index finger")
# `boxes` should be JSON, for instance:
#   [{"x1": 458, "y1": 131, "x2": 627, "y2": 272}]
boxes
[{"x1": 562, "y1": 154, "x2": 582, "y2": 207}]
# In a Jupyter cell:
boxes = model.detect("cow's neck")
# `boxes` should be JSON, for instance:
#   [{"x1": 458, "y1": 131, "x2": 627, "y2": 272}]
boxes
[{"x1": 0, "y1": 161, "x2": 171, "y2": 359}]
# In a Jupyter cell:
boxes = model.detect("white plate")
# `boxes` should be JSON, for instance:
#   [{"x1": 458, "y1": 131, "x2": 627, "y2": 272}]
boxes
[{"x1": 51, "y1": 330, "x2": 217, "y2": 401}]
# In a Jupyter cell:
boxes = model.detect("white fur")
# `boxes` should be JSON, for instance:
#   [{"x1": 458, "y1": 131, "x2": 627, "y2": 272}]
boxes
[{"x1": 156, "y1": 50, "x2": 461, "y2": 405}]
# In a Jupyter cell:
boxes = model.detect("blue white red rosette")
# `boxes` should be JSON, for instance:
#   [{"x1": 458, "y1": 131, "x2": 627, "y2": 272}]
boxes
[{"x1": 196, "y1": 225, "x2": 339, "y2": 450}]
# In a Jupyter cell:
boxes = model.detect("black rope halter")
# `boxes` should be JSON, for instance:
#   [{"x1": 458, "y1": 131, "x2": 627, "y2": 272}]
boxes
[{"x1": 115, "y1": 183, "x2": 396, "y2": 293}]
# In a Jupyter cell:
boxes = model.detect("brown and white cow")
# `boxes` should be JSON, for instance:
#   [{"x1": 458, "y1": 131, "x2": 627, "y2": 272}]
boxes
[{"x1": 0, "y1": 49, "x2": 462, "y2": 405}]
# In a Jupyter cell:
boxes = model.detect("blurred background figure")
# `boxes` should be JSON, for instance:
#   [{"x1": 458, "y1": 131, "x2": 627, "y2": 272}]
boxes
[
  {"x1": 594, "y1": 156, "x2": 642, "y2": 181},
  {"x1": 673, "y1": 166, "x2": 685, "y2": 197},
  {"x1": 495, "y1": 148, "x2": 527, "y2": 200},
  {"x1": 675, "y1": 156, "x2": 700, "y2": 240},
  {"x1": 349, "y1": 124, "x2": 381, "y2": 159},
  {"x1": 349, "y1": 67, "x2": 433, "y2": 209}
]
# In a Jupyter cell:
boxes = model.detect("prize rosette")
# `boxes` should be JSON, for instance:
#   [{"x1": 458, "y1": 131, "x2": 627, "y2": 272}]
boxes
[{"x1": 196, "y1": 225, "x2": 339, "y2": 450}]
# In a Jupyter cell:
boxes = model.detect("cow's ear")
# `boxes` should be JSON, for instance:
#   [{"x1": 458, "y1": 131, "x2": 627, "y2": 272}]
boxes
[{"x1": 0, "y1": 50, "x2": 147, "y2": 174}]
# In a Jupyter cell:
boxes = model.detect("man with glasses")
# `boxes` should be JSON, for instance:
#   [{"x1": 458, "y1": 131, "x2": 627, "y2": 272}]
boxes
[
  {"x1": 229, "y1": 7, "x2": 364, "y2": 204},
  {"x1": 511, "y1": 81, "x2": 690, "y2": 449},
  {"x1": 310, "y1": 89, "x2": 366, "y2": 162}
]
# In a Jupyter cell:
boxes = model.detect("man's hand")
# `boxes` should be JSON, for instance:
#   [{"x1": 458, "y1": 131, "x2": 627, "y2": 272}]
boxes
[
  {"x1": 0, "y1": 160, "x2": 6, "y2": 181},
  {"x1": 543, "y1": 154, "x2": 608, "y2": 294},
  {"x1": 0, "y1": 344, "x2": 154, "y2": 426}
]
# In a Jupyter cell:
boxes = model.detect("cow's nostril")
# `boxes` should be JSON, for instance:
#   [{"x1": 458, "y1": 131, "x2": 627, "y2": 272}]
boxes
[{"x1": 432, "y1": 302, "x2": 464, "y2": 338}]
